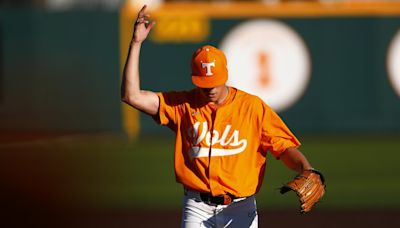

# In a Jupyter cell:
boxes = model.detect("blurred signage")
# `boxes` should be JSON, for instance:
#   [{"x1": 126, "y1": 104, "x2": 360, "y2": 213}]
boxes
[
  {"x1": 151, "y1": 12, "x2": 209, "y2": 43},
  {"x1": 220, "y1": 20, "x2": 311, "y2": 112},
  {"x1": 387, "y1": 29, "x2": 400, "y2": 97}
]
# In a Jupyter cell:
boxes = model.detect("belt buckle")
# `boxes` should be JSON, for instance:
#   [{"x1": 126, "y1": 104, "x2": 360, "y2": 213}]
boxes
[{"x1": 200, "y1": 193, "x2": 233, "y2": 205}]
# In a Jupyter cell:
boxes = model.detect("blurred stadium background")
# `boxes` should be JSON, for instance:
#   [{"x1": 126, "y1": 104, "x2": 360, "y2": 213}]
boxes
[{"x1": 1, "y1": 0, "x2": 400, "y2": 227}]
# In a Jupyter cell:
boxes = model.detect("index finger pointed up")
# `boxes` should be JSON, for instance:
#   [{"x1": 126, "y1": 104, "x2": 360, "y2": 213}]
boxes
[{"x1": 138, "y1": 4, "x2": 147, "y2": 17}]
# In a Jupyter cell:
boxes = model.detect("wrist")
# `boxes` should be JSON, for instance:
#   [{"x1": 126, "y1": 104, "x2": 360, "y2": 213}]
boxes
[{"x1": 130, "y1": 40, "x2": 143, "y2": 47}]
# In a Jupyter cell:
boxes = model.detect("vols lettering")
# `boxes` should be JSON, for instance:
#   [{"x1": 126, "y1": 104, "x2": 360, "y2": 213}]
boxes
[{"x1": 189, "y1": 121, "x2": 247, "y2": 158}]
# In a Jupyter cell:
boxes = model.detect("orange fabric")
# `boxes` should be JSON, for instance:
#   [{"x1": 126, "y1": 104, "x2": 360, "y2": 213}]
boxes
[
  {"x1": 154, "y1": 87, "x2": 300, "y2": 197},
  {"x1": 191, "y1": 45, "x2": 228, "y2": 88}
]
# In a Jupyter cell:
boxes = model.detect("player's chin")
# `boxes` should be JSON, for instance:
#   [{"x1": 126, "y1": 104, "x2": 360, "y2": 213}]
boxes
[{"x1": 207, "y1": 95, "x2": 217, "y2": 102}]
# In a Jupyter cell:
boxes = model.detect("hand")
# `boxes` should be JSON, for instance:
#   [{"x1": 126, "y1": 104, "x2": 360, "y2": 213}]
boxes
[
  {"x1": 132, "y1": 5, "x2": 155, "y2": 44},
  {"x1": 280, "y1": 169, "x2": 326, "y2": 213}
]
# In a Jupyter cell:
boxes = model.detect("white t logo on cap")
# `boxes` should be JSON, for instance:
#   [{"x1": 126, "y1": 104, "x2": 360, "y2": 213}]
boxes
[{"x1": 201, "y1": 62, "x2": 215, "y2": 76}]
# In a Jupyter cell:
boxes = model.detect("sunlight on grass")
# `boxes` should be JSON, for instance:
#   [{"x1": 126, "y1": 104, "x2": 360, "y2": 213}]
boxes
[{"x1": 1, "y1": 134, "x2": 399, "y2": 210}]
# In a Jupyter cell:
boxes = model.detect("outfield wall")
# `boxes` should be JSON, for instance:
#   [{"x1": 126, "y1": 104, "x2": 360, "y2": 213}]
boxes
[
  {"x1": 1, "y1": 3, "x2": 400, "y2": 134},
  {"x1": 139, "y1": 16, "x2": 400, "y2": 134},
  {"x1": 0, "y1": 9, "x2": 122, "y2": 132}
]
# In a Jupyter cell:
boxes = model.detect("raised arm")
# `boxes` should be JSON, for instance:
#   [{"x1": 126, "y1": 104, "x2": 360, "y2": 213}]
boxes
[{"x1": 121, "y1": 5, "x2": 159, "y2": 116}]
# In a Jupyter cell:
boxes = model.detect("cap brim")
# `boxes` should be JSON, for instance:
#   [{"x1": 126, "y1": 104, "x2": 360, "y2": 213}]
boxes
[{"x1": 192, "y1": 74, "x2": 227, "y2": 88}]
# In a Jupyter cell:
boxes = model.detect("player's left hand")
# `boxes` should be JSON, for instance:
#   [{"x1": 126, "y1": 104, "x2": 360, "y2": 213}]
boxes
[{"x1": 280, "y1": 169, "x2": 326, "y2": 213}]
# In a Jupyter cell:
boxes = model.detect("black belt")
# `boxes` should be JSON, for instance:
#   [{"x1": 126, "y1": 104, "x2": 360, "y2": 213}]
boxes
[{"x1": 199, "y1": 193, "x2": 236, "y2": 205}]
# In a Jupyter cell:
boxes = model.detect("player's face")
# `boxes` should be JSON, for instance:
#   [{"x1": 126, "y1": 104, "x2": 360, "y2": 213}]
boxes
[{"x1": 198, "y1": 85, "x2": 228, "y2": 104}]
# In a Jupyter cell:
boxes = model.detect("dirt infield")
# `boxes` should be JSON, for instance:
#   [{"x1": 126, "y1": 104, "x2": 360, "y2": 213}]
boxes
[{"x1": 2, "y1": 208, "x2": 400, "y2": 228}]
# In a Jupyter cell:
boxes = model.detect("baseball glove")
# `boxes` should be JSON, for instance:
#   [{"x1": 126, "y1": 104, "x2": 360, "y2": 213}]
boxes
[{"x1": 280, "y1": 169, "x2": 326, "y2": 213}]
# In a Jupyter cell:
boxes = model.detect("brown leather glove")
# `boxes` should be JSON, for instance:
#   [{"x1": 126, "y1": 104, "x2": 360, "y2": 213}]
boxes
[{"x1": 280, "y1": 169, "x2": 326, "y2": 213}]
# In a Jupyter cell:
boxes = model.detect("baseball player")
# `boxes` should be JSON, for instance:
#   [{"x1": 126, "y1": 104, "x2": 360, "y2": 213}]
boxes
[{"x1": 121, "y1": 5, "x2": 325, "y2": 228}]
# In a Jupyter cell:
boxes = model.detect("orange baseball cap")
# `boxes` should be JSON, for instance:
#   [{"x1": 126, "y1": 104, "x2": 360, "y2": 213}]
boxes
[{"x1": 191, "y1": 45, "x2": 228, "y2": 88}]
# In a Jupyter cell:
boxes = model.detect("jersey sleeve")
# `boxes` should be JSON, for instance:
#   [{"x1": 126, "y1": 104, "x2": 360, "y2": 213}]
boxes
[
  {"x1": 259, "y1": 101, "x2": 301, "y2": 159},
  {"x1": 153, "y1": 91, "x2": 186, "y2": 129}
]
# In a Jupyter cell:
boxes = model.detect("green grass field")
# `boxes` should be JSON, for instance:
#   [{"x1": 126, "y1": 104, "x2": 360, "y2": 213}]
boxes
[{"x1": 1, "y1": 134, "x2": 399, "y2": 211}]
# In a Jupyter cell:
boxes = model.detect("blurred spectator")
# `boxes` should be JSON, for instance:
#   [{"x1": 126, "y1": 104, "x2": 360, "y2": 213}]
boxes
[
  {"x1": 0, "y1": 0, "x2": 124, "y2": 9},
  {"x1": 45, "y1": 0, "x2": 124, "y2": 10},
  {"x1": 0, "y1": 0, "x2": 45, "y2": 7}
]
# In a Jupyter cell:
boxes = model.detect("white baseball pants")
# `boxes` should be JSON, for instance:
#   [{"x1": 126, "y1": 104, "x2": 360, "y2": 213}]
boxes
[{"x1": 181, "y1": 190, "x2": 258, "y2": 228}]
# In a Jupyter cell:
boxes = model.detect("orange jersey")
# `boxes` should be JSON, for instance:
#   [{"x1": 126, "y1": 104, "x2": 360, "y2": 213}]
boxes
[{"x1": 154, "y1": 87, "x2": 300, "y2": 197}]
